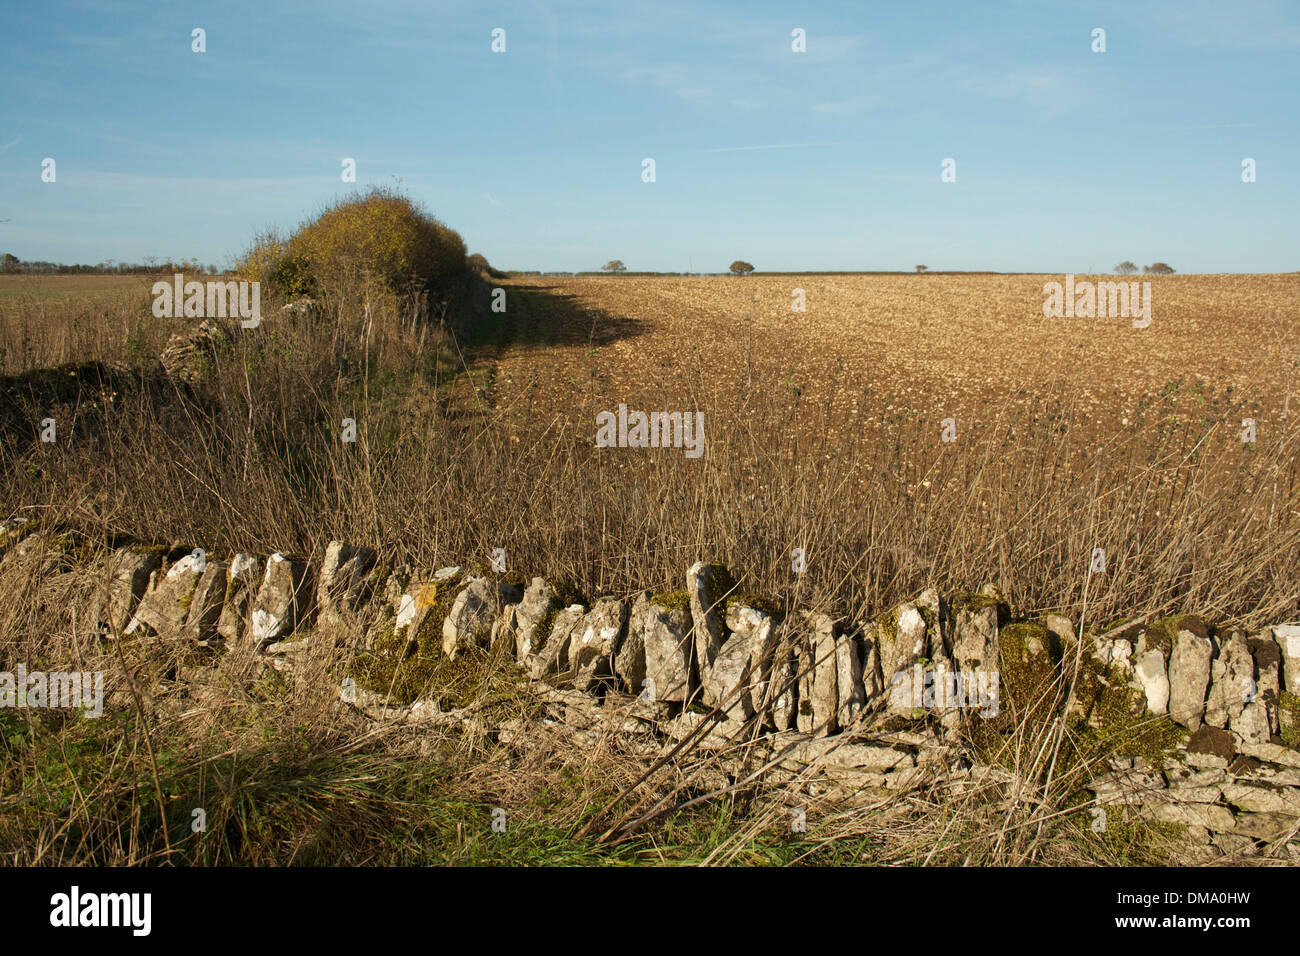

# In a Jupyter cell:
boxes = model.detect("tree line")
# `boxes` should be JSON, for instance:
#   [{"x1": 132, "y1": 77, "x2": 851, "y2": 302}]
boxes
[{"x1": 1, "y1": 253, "x2": 222, "y2": 275}]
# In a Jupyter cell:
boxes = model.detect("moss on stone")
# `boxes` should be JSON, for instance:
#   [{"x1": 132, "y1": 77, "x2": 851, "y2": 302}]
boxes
[
  {"x1": 350, "y1": 576, "x2": 466, "y2": 703},
  {"x1": 351, "y1": 603, "x2": 519, "y2": 709},
  {"x1": 367, "y1": 560, "x2": 391, "y2": 595},
  {"x1": 950, "y1": 590, "x2": 1001, "y2": 614},
  {"x1": 650, "y1": 589, "x2": 690, "y2": 613},
  {"x1": 531, "y1": 580, "x2": 586, "y2": 655},
  {"x1": 699, "y1": 562, "x2": 736, "y2": 600},
  {"x1": 1071, "y1": 651, "x2": 1187, "y2": 762},
  {"x1": 998, "y1": 621, "x2": 1060, "y2": 710},
  {"x1": 1141, "y1": 614, "x2": 1208, "y2": 659},
  {"x1": 127, "y1": 543, "x2": 169, "y2": 557},
  {"x1": 467, "y1": 562, "x2": 526, "y2": 590},
  {"x1": 1279, "y1": 691, "x2": 1300, "y2": 748},
  {"x1": 1080, "y1": 712, "x2": 1187, "y2": 764},
  {"x1": 873, "y1": 606, "x2": 901, "y2": 643},
  {"x1": 725, "y1": 591, "x2": 784, "y2": 620}
]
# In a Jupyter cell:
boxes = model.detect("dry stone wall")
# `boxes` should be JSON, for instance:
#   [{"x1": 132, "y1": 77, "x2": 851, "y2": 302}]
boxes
[{"x1": 4, "y1": 516, "x2": 1300, "y2": 860}]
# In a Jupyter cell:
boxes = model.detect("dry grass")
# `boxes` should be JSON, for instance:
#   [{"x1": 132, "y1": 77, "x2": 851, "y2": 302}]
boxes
[{"x1": 1, "y1": 270, "x2": 1298, "y2": 865}]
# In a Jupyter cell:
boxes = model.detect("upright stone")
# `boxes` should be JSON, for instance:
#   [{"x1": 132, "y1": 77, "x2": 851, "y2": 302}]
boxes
[
  {"x1": 630, "y1": 591, "x2": 693, "y2": 703},
  {"x1": 687, "y1": 562, "x2": 734, "y2": 677},
  {"x1": 950, "y1": 592, "x2": 1001, "y2": 686},
  {"x1": 125, "y1": 552, "x2": 204, "y2": 636},
  {"x1": 315, "y1": 541, "x2": 378, "y2": 627},
  {"x1": 182, "y1": 559, "x2": 229, "y2": 643},
  {"x1": 1168, "y1": 624, "x2": 1215, "y2": 730},
  {"x1": 528, "y1": 604, "x2": 585, "y2": 680},
  {"x1": 1205, "y1": 632, "x2": 1254, "y2": 730},
  {"x1": 217, "y1": 554, "x2": 262, "y2": 643},
  {"x1": 250, "y1": 553, "x2": 312, "y2": 648},
  {"x1": 797, "y1": 612, "x2": 840, "y2": 736},
  {"x1": 1248, "y1": 635, "x2": 1283, "y2": 735},
  {"x1": 1274, "y1": 625, "x2": 1300, "y2": 696},
  {"x1": 511, "y1": 578, "x2": 561, "y2": 661},
  {"x1": 915, "y1": 587, "x2": 952, "y2": 667},
  {"x1": 613, "y1": 601, "x2": 649, "y2": 696},
  {"x1": 442, "y1": 576, "x2": 523, "y2": 659},
  {"x1": 1134, "y1": 649, "x2": 1170, "y2": 715},
  {"x1": 858, "y1": 626, "x2": 884, "y2": 704},
  {"x1": 836, "y1": 630, "x2": 866, "y2": 728},
  {"x1": 98, "y1": 546, "x2": 164, "y2": 634},
  {"x1": 570, "y1": 597, "x2": 628, "y2": 692},
  {"x1": 706, "y1": 630, "x2": 756, "y2": 720},
  {"x1": 871, "y1": 602, "x2": 927, "y2": 707}
]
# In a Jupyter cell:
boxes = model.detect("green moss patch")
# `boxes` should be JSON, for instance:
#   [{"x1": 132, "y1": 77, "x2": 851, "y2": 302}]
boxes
[
  {"x1": 698, "y1": 563, "x2": 736, "y2": 603},
  {"x1": 1141, "y1": 614, "x2": 1208, "y2": 659},
  {"x1": 725, "y1": 591, "x2": 784, "y2": 621},
  {"x1": 1279, "y1": 691, "x2": 1300, "y2": 748},
  {"x1": 649, "y1": 589, "x2": 690, "y2": 613},
  {"x1": 350, "y1": 577, "x2": 467, "y2": 704},
  {"x1": 531, "y1": 580, "x2": 587, "y2": 656},
  {"x1": 998, "y1": 621, "x2": 1061, "y2": 713},
  {"x1": 950, "y1": 590, "x2": 1001, "y2": 614}
]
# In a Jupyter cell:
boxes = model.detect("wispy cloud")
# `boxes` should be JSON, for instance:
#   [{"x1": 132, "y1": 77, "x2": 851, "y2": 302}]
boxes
[
  {"x1": 811, "y1": 95, "x2": 875, "y2": 114},
  {"x1": 0, "y1": 136, "x2": 21, "y2": 153},
  {"x1": 483, "y1": 192, "x2": 515, "y2": 213}
]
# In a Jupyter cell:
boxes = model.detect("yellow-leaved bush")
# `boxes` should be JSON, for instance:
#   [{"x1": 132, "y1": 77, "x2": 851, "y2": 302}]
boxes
[{"x1": 236, "y1": 187, "x2": 467, "y2": 301}]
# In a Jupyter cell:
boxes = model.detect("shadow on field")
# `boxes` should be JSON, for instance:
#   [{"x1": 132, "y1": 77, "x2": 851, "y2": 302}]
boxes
[{"x1": 459, "y1": 282, "x2": 650, "y2": 356}]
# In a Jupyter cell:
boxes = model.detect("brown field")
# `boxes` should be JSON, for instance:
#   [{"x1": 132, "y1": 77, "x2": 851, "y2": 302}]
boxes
[
  {"x1": 492, "y1": 273, "x2": 1300, "y2": 442},
  {"x1": 0, "y1": 273, "x2": 157, "y2": 301}
]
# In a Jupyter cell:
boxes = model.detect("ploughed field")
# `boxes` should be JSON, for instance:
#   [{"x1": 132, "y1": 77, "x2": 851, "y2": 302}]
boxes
[{"x1": 489, "y1": 273, "x2": 1300, "y2": 449}]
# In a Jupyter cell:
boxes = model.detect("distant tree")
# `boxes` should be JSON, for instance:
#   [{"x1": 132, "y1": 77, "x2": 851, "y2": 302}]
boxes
[
  {"x1": 601, "y1": 259, "x2": 627, "y2": 273},
  {"x1": 1144, "y1": 262, "x2": 1175, "y2": 275},
  {"x1": 1, "y1": 253, "x2": 20, "y2": 274},
  {"x1": 1115, "y1": 261, "x2": 1138, "y2": 274},
  {"x1": 915, "y1": 264, "x2": 928, "y2": 273},
  {"x1": 729, "y1": 260, "x2": 755, "y2": 276}
]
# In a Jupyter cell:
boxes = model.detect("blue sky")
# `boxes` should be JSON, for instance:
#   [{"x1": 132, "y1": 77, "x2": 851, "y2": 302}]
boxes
[{"x1": 3, "y1": 0, "x2": 1298, "y2": 273}]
